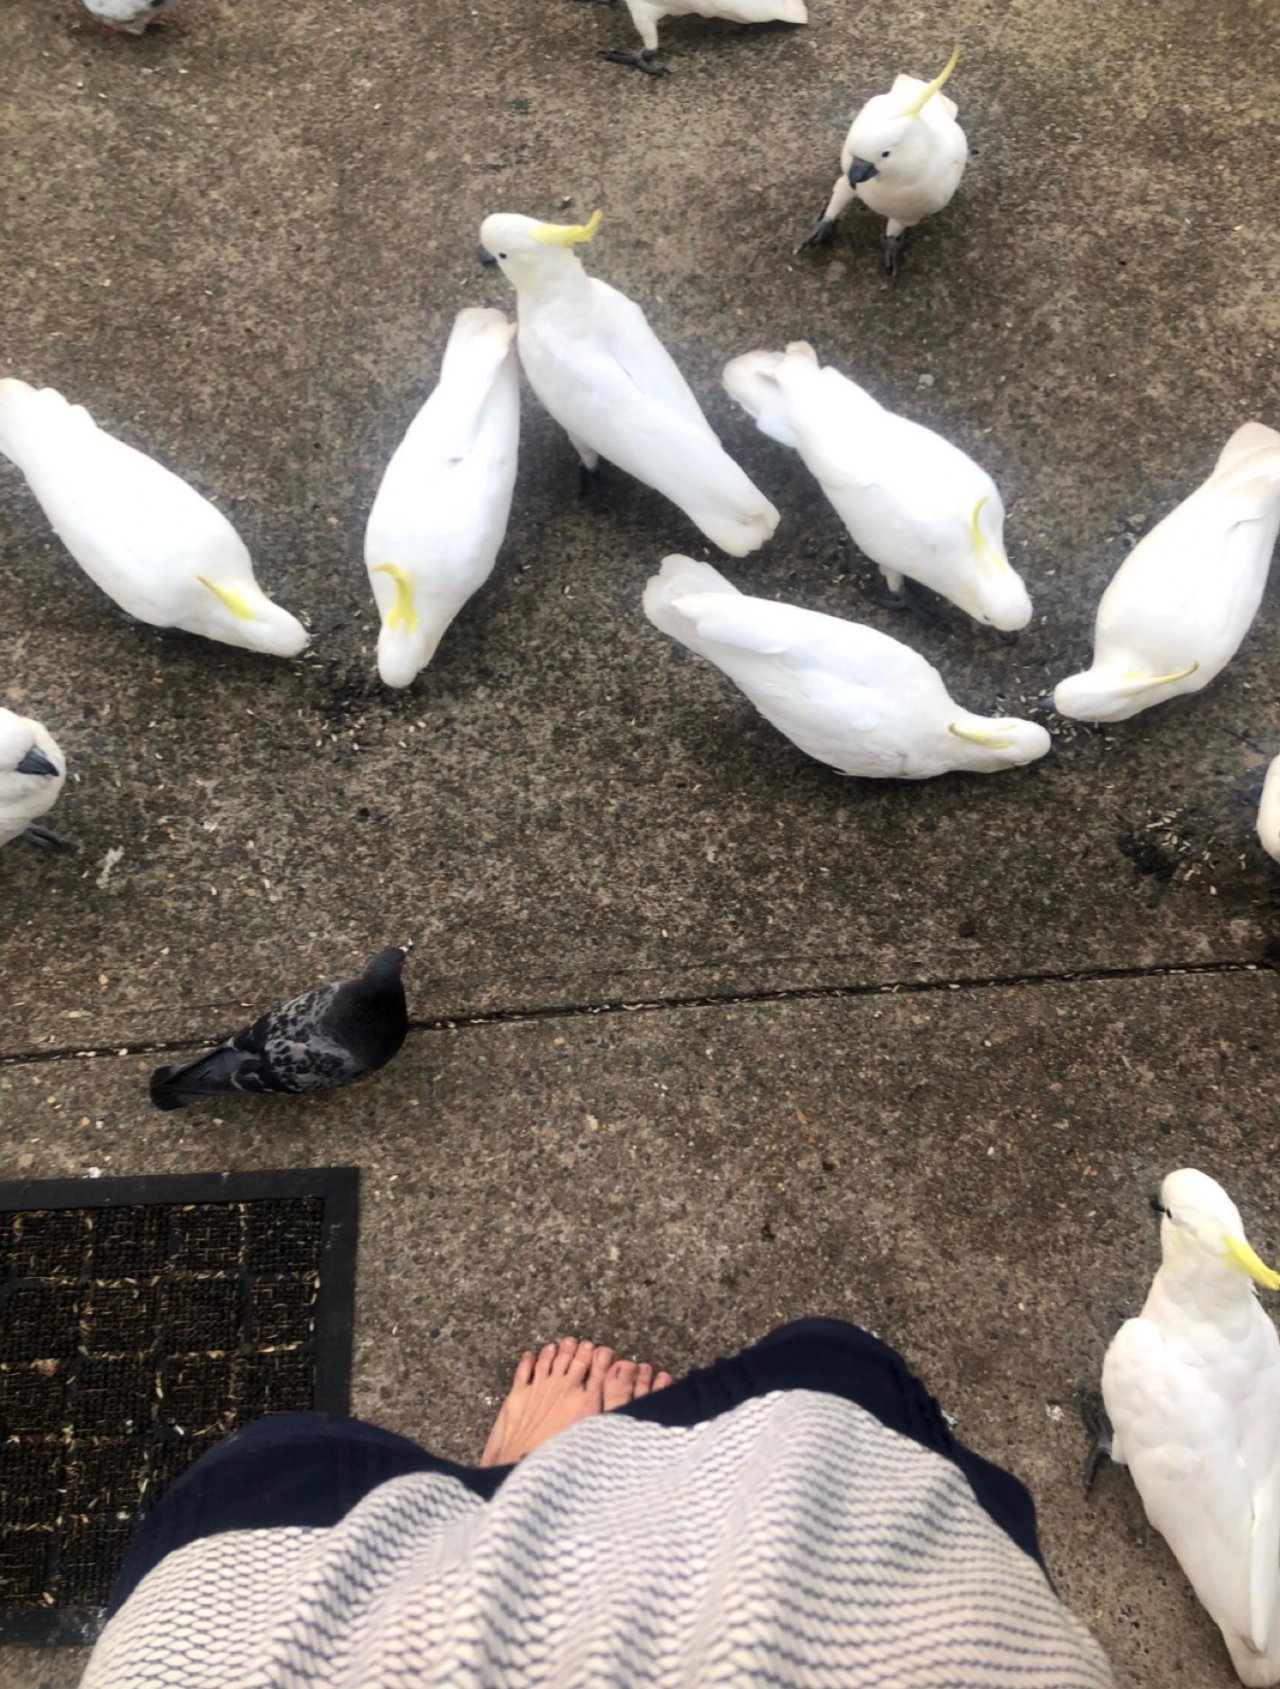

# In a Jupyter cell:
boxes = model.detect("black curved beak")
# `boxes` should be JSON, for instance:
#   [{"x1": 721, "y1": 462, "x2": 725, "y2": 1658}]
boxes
[
  {"x1": 1149, "y1": 1192, "x2": 1166, "y2": 1219},
  {"x1": 847, "y1": 158, "x2": 878, "y2": 186},
  {"x1": 477, "y1": 245, "x2": 498, "y2": 269},
  {"x1": 16, "y1": 747, "x2": 58, "y2": 778}
]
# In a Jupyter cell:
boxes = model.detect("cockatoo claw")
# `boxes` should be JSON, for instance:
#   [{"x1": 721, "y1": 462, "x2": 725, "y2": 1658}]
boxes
[
  {"x1": 1076, "y1": 1386, "x2": 1114, "y2": 1497},
  {"x1": 21, "y1": 824, "x2": 75, "y2": 853},
  {"x1": 864, "y1": 575, "x2": 944, "y2": 627},
  {"x1": 798, "y1": 216, "x2": 839, "y2": 253},
  {"x1": 600, "y1": 47, "x2": 670, "y2": 75},
  {"x1": 881, "y1": 230, "x2": 908, "y2": 279}
]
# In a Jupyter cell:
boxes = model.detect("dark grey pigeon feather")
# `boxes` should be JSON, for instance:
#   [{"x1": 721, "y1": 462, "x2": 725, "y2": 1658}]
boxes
[{"x1": 149, "y1": 947, "x2": 409, "y2": 1111}]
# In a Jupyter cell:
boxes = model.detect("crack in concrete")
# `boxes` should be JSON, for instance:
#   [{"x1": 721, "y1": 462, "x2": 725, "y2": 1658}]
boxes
[{"x1": 0, "y1": 957, "x2": 1272, "y2": 1069}]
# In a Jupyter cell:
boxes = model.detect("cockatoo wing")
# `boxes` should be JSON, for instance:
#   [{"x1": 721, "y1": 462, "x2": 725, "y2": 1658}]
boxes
[
  {"x1": 523, "y1": 315, "x2": 777, "y2": 556},
  {"x1": 1104, "y1": 1315, "x2": 1280, "y2": 1653},
  {"x1": 366, "y1": 310, "x2": 519, "y2": 594}
]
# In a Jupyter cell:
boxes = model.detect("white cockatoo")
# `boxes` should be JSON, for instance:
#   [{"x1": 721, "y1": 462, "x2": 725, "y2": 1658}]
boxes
[
  {"x1": 1259, "y1": 756, "x2": 1280, "y2": 864},
  {"x1": 722, "y1": 341, "x2": 1031, "y2": 631},
  {"x1": 81, "y1": 0, "x2": 170, "y2": 33},
  {"x1": 0, "y1": 380, "x2": 308, "y2": 658},
  {"x1": 479, "y1": 210, "x2": 779, "y2": 558},
  {"x1": 644, "y1": 555, "x2": 1050, "y2": 777},
  {"x1": 0, "y1": 709, "x2": 68, "y2": 851},
  {"x1": 1054, "y1": 422, "x2": 1280, "y2": 722},
  {"x1": 1102, "y1": 1169, "x2": 1280, "y2": 1687},
  {"x1": 801, "y1": 46, "x2": 967, "y2": 276},
  {"x1": 365, "y1": 308, "x2": 520, "y2": 689},
  {"x1": 595, "y1": 0, "x2": 807, "y2": 77}
]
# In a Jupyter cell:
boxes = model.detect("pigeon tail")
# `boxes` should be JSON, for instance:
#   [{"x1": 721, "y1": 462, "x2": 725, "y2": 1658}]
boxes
[{"x1": 148, "y1": 1045, "x2": 241, "y2": 1111}]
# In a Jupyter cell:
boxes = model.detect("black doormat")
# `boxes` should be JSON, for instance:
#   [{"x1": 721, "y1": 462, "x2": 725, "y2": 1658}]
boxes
[{"x1": 0, "y1": 1167, "x2": 359, "y2": 1646}]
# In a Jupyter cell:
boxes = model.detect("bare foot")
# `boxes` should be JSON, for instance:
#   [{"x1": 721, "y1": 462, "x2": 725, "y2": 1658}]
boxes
[{"x1": 480, "y1": 1338, "x2": 674, "y2": 1465}]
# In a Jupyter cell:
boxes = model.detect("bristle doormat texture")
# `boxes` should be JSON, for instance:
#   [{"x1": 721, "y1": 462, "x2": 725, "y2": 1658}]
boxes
[{"x1": 0, "y1": 1167, "x2": 359, "y2": 1645}]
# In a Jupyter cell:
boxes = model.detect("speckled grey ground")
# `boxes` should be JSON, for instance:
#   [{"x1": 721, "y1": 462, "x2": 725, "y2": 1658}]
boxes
[{"x1": 1, "y1": 0, "x2": 1277, "y2": 1683}]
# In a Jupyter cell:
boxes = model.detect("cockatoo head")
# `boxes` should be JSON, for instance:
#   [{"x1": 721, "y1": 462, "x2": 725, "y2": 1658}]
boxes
[
  {"x1": 194, "y1": 575, "x2": 310, "y2": 658},
  {"x1": 479, "y1": 210, "x2": 603, "y2": 291},
  {"x1": 1155, "y1": 1168, "x2": 1280, "y2": 1294},
  {"x1": 943, "y1": 714, "x2": 1051, "y2": 772},
  {"x1": 951, "y1": 493, "x2": 1032, "y2": 631},
  {"x1": 846, "y1": 47, "x2": 959, "y2": 188},
  {"x1": 0, "y1": 711, "x2": 64, "y2": 806},
  {"x1": 1052, "y1": 657, "x2": 1201, "y2": 723}
]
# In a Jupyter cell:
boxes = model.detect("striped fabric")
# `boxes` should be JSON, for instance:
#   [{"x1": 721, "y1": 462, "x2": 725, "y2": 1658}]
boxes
[{"x1": 81, "y1": 1390, "x2": 1113, "y2": 1688}]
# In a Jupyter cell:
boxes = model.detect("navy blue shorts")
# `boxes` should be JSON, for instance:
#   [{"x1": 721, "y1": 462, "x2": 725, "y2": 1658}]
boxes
[{"x1": 109, "y1": 1318, "x2": 1045, "y2": 1616}]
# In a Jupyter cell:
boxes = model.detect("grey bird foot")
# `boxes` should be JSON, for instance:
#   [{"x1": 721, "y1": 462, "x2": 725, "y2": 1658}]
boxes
[
  {"x1": 22, "y1": 825, "x2": 74, "y2": 853},
  {"x1": 600, "y1": 48, "x2": 669, "y2": 75},
  {"x1": 882, "y1": 230, "x2": 909, "y2": 278},
  {"x1": 578, "y1": 461, "x2": 602, "y2": 499},
  {"x1": 866, "y1": 576, "x2": 944, "y2": 627},
  {"x1": 1076, "y1": 1385, "x2": 1113, "y2": 1497},
  {"x1": 798, "y1": 216, "x2": 839, "y2": 253}
]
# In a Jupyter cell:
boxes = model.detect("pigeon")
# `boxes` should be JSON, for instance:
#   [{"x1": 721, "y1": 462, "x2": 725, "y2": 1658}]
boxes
[
  {"x1": 0, "y1": 380, "x2": 308, "y2": 658},
  {"x1": 1101, "y1": 1170, "x2": 1280, "y2": 1687},
  {"x1": 644, "y1": 555, "x2": 1050, "y2": 777},
  {"x1": 722, "y1": 341, "x2": 1031, "y2": 630},
  {"x1": 478, "y1": 210, "x2": 779, "y2": 558},
  {"x1": 81, "y1": 0, "x2": 170, "y2": 33},
  {"x1": 366, "y1": 308, "x2": 520, "y2": 688},
  {"x1": 593, "y1": 0, "x2": 807, "y2": 78},
  {"x1": 149, "y1": 947, "x2": 409, "y2": 1110},
  {"x1": 800, "y1": 46, "x2": 966, "y2": 276},
  {"x1": 0, "y1": 708, "x2": 69, "y2": 851},
  {"x1": 1055, "y1": 422, "x2": 1280, "y2": 722},
  {"x1": 1260, "y1": 756, "x2": 1280, "y2": 864}
]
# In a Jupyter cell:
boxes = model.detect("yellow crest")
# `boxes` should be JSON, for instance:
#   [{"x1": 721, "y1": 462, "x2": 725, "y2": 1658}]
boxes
[
  {"x1": 374, "y1": 564, "x2": 419, "y2": 634},
  {"x1": 197, "y1": 575, "x2": 258, "y2": 622},
  {"x1": 949, "y1": 722, "x2": 1013, "y2": 750},
  {"x1": 899, "y1": 45, "x2": 960, "y2": 118},
  {"x1": 531, "y1": 209, "x2": 603, "y2": 248},
  {"x1": 1225, "y1": 1233, "x2": 1280, "y2": 1290},
  {"x1": 970, "y1": 496, "x2": 1009, "y2": 575}
]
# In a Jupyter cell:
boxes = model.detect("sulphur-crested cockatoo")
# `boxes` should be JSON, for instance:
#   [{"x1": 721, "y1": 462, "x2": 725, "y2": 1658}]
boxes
[
  {"x1": 644, "y1": 555, "x2": 1049, "y2": 777},
  {"x1": 365, "y1": 308, "x2": 520, "y2": 688},
  {"x1": 0, "y1": 381, "x2": 307, "y2": 658},
  {"x1": 1102, "y1": 1169, "x2": 1280, "y2": 1687},
  {"x1": 0, "y1": 709, "x2": 68, "y2": 851},
  {"x1": 82, "y1": 0, "x2": 170, "y2": 33},
  {"x1": 1259, "y1": 756, "x2": 1280, "y2": 864},
  {"x1": 801, "y1": 46, "x2": 967, "y2": 276},
  {"x1": 722, "y1": 341, "x2": 1031, "y2": 630},
  {"x1": 596, "y1": 0, "x2": 807, "y2": 78},
  {"x1": 479, "y1": 211, "x2": 779, "y2": 558},
  {"x1": 1055, "y1": 422, "x2": 1280, "y2": 722}
]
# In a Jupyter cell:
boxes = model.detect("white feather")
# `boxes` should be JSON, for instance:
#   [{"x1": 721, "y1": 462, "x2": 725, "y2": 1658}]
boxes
[
  {"x1": 0, "y1": 710, "x2": 66, "y2": 849},
  {"x1": 480, "y1": 215, "x2": 779, "y2": 558},
  {"x1": 618, "y1": 0, "x2": 806, "y2": 55},
  {"x1": 1258, "y1": 756, "x2": 1280, "y2": 864},
  {"x1": 0, "y1": 381, "x2": 307, "y2": 658},
  {"x1": 643, "y1": 555, "x2": 1049, "y2": 778},
  {"x1": 365, "y1": 308, "x2": 520, "y2": 688},
  {"x1": 723, "y1": 343, "x2": 1031, "y2": 629},
  {"x1": 1054, "y1": 422, "x2": 1280, "y2": 721},
  {"x1": 1103, "y1": 1170, "x2": 1280, "y2": 1686}
]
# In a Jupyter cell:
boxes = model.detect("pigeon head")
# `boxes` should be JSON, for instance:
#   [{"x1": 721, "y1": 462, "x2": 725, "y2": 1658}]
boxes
[
  {"x1": 847, "y1": 46, "x2": 960, "y2": 187},
  {"x1": 479, "y1": 210, "x2": 602, "y2": 290},
  {"x1": 1154, "y1": 1168, "x2": 1280, "y2": 1294},
  {"x1": 362, "y1": 947, "x2": 407, "y2": 989}
]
